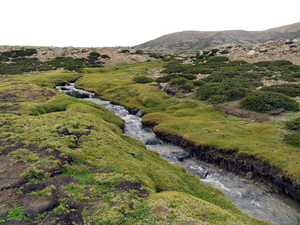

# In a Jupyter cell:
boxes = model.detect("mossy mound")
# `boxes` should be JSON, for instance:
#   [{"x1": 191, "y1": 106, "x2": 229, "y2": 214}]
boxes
[{"x1": 240, "y1": 91, "x2": 300, "y2": 112}]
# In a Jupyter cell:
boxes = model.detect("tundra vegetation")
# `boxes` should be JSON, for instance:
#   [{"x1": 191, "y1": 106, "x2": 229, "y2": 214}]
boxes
[{"x1": 2, "y1": 47, "x2": 299, "y2": 224}]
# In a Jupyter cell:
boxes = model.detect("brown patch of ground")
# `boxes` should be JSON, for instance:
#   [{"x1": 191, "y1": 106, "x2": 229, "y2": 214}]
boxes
[
  {"x1": 115, "y1": 181, "x2": 149, "y2": 197},
  {"x1": 213, "y1": 102, "x2": 269, "y2": 122},
  {"x1": 0, "y1": 84, "x2": 56, "y2": 103},
  {"x1": 0, "y1": 156, "x2": 30, "y2": 190},
  {"x1": 56, "y1": 127, "x2": 92, "y2": 149},
  {"x1": 0, "y1": 105, "x2": 21, "y2": 111}
]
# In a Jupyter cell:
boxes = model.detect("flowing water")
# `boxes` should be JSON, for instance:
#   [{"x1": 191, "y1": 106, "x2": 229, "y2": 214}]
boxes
[{"x1": 56, "y1": 83, "x2": 300, "y2": 224}]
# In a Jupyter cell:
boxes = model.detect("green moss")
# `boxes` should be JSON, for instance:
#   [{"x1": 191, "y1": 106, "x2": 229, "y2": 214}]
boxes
[
  {"x1": 0, "y1": 205, "x2": 30, "y2": 223},
  {"x1": 240, "y1": 91, "x2": 299, "y2": 112}
]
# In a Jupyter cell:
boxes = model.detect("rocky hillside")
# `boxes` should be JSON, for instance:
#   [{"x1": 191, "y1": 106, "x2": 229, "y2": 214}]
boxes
[
  {"x1": 134, "y1": 21, "x2": 300, "y2": 53},
  {"x1": 0, "y1": 46, "x2": 150, "y2": 66},
  {"x1": 215, "y1": 39, "x2": 300, "y2": 65}
]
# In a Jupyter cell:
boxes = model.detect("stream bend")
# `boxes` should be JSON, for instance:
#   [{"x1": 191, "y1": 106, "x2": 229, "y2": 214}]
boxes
[{"x1": 56, "y1": 83, "x2": 300, "y2": 225}]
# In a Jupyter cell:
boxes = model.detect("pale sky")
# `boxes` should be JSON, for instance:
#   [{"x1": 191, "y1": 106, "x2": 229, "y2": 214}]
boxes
[{"x1": 1, "y1": 0, "x2": 300, "y2": 47}]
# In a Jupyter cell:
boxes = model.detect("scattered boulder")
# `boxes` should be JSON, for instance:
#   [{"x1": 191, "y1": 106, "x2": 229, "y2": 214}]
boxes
[
  {"x1": 174, "y1": 151, "x2": 191, "y2": 162},
  {"x1": 289, "y1": 44, "x2": 298, "y2": 48},
  {"x1": 131, "y1": 55, "x2": 148, "y2": 62},
  {"x1": 65, "y1": 90, "x2": 90, "y2": 98},
  {"x1": 285, "y1": 39, "x2": 294, "y2": 44},
  {"x1": 146, "y1": 138, "x2": 161, "y2": 145},
  {"x1": 247, "y1": 50, "x2": 256, "y2": 56},
  {"x1": 246, "y1": 171, "x2": 253, "y2": 180},
  {"x1": 54, "y1": 48, "x2": 65, "y2": 57},
  {"x1": 268, "y1": 108, "x2": 284, "y2": 116},
  {"x1": 259, "y1": 48, "x2": 268, "y2": 53}
]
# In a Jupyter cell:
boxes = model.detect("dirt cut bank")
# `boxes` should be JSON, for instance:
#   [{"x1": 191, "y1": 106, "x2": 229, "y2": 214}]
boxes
[{"x1": 150, "y1": 129, "x2": 300, "y2": 202}]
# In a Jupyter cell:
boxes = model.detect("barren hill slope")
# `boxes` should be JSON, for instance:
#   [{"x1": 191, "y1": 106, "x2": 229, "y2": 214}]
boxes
[{"x1": 134, "y1": 21, "x2": 300, "y2": 53}]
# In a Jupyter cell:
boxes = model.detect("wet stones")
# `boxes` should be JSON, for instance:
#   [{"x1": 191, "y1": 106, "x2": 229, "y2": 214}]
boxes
[
  {"x1": 246, "y1": 171, "x2": 253, "y2": 180},
  {"x1": 65, "y1": 90, "x2": 91, "y2": 98},
  {"x1": 145, "y1": 138, "x2": 161, "y2": 145},
  {"x1": 173, "y1": 151, "x2": 191, "y2": 162},
  {"x1": 194, "y1": 166, "x2": 209, "y2": 179}
]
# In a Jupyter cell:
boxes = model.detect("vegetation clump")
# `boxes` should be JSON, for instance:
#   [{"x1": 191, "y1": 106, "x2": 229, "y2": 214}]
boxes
[
  {"x1": 240, "y1": 91, "x2": 300, "y2": 112},
  {"x1": 169, "y1": 78, "x2": 195, "y2": 92},
  {"x1": 285, "y1": 117, "x2": 300, "y2": 131},
  {"x1": 196, "y1": 82, "x2": 247, "y2": 103},
  {"x1": 261, "y1": 83, "x2": 300, "y2": 97},
  {"x1": 133, "y1": 76, "x2": 154, "y2": 84},
  {"x1": 0, "y1": 49, "x2": 105, "y2": 74}
]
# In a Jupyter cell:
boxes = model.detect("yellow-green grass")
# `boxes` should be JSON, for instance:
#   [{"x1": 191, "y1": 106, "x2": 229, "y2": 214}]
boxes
[
  {"x1": 142, "y1": 99, "x2": 300, "y2": 181},
  {"x1": 75, "y1": 61, "x2": 174, "y2": 113},
  {"x1": 0, "y1": 70, "x2": 272, "y2": 224},
  {"x1": 73, "y1": 61, "x2": 300, "y2": 193},
  {"x1": 73, "y1": 62, "x2": 300, "y2": 181}
]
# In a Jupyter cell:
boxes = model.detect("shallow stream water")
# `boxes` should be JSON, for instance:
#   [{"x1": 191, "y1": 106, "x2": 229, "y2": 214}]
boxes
[{"x1": 56, "y1": 83, "x2": 300, "y2": 224}]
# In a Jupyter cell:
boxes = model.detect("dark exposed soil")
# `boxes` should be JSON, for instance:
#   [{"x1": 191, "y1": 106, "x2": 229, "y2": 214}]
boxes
[
  {"x1": 0, "y1": 139, "x2": 149, "y2": 224},
  {"x1": 0, "y1": 84, "x2": 56, "y2": 103},
  {"x1": 115, "y1": 181, "x2": 150, "y2": 198},
  {"x1": 213, "y1": 103, "x2": 269, "y2": 122}
]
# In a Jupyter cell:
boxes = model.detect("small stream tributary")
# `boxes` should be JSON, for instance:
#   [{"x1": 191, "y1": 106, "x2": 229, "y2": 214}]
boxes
[{"x1": 56, "y1": 83, "x2": 300, "y2": 225}]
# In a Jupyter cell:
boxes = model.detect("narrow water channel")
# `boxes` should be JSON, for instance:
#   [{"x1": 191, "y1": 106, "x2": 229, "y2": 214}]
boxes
[{"x1": 56, "y1": 83, "x2": 300, "y2": 225}]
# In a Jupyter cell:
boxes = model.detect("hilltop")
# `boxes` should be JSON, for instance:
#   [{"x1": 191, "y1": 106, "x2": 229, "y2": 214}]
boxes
[{"x1": 134, "y1": 21, "x2": 300, "y2": 53}]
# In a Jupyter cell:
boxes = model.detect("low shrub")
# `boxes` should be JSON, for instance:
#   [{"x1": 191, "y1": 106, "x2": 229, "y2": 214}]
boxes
[
  {"x1": 101, "y1": 54, "x2": 110, "y2": 59},
  {"x1": 156, "y1": 74, "x2": 197, "y2": 83},
  {"x1": 206, "y1": 56, "x2": 229, "y2": 63},
  {"x1": 133, "y1": 76, "x2": 154, "y2": 84},
  {"x1": 283, "y1": 132, "x2": 300, "y2": 147},
  {"x1": 180, "y1": 74, "x2": 197, "y2": 80},
  {"x1": 285, "y1": 117, "x2": 300, "y2": 131},
  {"x1": 271, "y1": 60, "x2": 293, "y2": 67},
  {"x1": 261, "y1": 84, "x2": 300, "y2": 97},
  {"x1": 156, "y1": 74, "x2": 180, "y2": 83},
  {"x1": 169, "y1": 78, "x2": 195, "y2": 92},
  {"x1": 254, "y1": 61, "x2": 272, "y2": 67},
  {"x1": 209, "y1": 95, "x2": 228, "y2": 103},
  {"x1": 89, "y1": 51, "x2": 101, "y2": 57},
  {"x1": 193, "y1": 80, "x2": 205, "y2": 86},
  {"x1": 135, "y1": 50, "x2": 144, "y2": 55},
  {"x1": 121, "y1": 49, "x2": 130, "y2": 53},
  {"x1": 148, "y1": 53, "x2": 161, "y2": 59},
  {"x1": 220, "y1": 50, "x2": 229, "y2": 54},
  {"x1": 196, "y1": 83, "x2": 247, "y2": 103},
  {"x1": 240, "y1": 91, "x2": 300, "y2": 112}
]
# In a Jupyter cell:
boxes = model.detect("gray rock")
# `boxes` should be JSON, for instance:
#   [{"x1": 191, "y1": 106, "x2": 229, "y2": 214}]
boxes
[
  {"x1": 54, "y1": 48, "x2": 65, "y2": 56},
  {"x1": 285, "y1": 39, "x2": 294, "y2": 44},
  {"x1": 174, "y1": 151, "x2": 191, "y2": 162},
  {"x1": 259, "y1": 48, "x2": 268, "y2": 52},
  {"x1": 246, "y1": 172, "x2": 253, "y2": 180},
  {"x1": 268, "y1": 108, "x2": 284, "y2": 115},
  {"x1": 145, "y1": 138, "x2": 160, "y2": 145},
  {"x1": 131, "y1": 55, "x2": 147, "y2": 62},
  {"x1": 65, "y1": 90, "x2": 90, "y2": 98},
  {"x1": 289, "y1": 44, "x2": 298, "y2": 48},
  {"x1": 247, "y1": 50, "x2": 256, "y2": 56}
]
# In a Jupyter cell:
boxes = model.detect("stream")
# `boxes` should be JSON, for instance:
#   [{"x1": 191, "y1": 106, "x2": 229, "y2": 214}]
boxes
[{"x1": 56, "y1": 83, "x2": 300, "y2": 225}]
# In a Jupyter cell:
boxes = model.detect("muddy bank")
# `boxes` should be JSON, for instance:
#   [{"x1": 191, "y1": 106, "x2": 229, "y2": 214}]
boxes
[{"x1": 150, "y1": 128, "x2": 300, "y2": 202}]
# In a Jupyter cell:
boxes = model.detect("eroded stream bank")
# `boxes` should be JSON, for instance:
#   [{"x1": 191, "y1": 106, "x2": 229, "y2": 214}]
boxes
[{"x1": 56, "y1": 83, "x2": 300, "y2": 225}]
